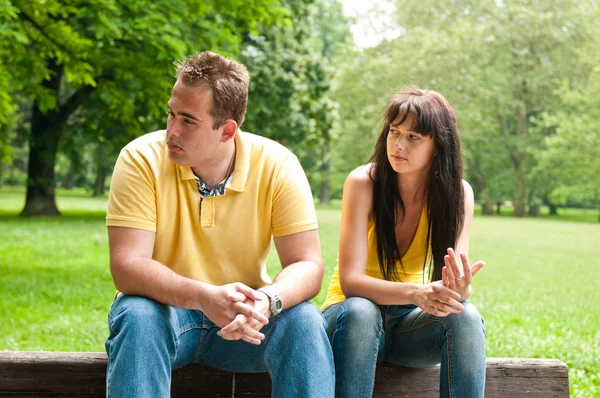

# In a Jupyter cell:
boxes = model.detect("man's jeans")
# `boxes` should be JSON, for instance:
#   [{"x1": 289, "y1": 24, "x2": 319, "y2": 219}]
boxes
[
  {"x1": 323, "y1": 297, "x2": 486, "y2": 398},
  {"x1": 106, "y1": 294, "x2": 335, "y2": 398}
]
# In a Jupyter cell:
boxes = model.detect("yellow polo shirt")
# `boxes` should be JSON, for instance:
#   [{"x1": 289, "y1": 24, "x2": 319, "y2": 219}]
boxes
[
  {"x1": 106, "y1": 130, "x2": 317, "y2": 288},
  {"x1": 321, "y1": 208, "x2": 428, "y2": 310}
]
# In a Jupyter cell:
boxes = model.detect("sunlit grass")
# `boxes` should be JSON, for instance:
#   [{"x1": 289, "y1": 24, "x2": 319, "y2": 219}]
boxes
[{"x1": 1, "y1": 187, "x2": 598, "y2": 396}]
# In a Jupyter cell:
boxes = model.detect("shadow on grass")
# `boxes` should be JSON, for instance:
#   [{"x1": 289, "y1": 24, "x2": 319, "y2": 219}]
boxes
[{"x1": 0, "y1": 210, "x2": 107, "y2": 221}]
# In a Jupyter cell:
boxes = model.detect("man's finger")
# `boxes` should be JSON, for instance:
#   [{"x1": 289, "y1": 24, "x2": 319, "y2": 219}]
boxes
[
  {"x1": 219, "y1": 314, "x2": 246, "y2": 334},
  {"x1": 228, "y1": 291, "x2": 247, "y2": 302},
  {"x1": 232, "y1": 301, "x2": 269, "y2": 325},
  {"x1": 234, "y1": 283, "x2": 265, "y2": 302}
]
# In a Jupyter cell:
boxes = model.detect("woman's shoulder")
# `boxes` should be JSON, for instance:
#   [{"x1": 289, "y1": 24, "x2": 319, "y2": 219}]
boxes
[
  {"x1": 461, "y1": 179, "x2": 474, "y2": 200},
  {"x1": 343, "y1": 164, "x2": 375, "y2": 206},
  {"x1": 346, "y1": 163, "x2": 375, "y2": 187}
]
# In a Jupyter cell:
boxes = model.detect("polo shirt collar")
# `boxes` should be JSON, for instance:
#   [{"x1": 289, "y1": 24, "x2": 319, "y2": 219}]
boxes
[{"x1": 176, "y1": 130, "x2": 249, "y2": 193}]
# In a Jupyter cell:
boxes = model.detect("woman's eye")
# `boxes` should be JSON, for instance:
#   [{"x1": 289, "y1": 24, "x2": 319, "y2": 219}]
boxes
[{"x1": 409, "y1": 134, "x2": 421, "y2": 140}]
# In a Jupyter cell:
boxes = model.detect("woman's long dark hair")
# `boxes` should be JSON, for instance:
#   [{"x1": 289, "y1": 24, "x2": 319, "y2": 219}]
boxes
[{"x1": 369, "y1": 88, "x2": 464, "y2": 282}]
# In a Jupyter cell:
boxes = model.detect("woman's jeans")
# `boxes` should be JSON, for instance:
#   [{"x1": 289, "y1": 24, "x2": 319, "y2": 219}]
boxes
[
  {"x1": 106, "y1": 294, "x2": 335, "y2": 398},
  {"x1": 323, "y1": 297, "x2": 486, "y2": 398}
]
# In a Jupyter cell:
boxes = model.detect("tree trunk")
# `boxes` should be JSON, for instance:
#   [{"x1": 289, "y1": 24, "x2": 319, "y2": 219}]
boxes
[
  {"x1": 528, "y1": 203, "x2": 541, "y2": 217},
  {"x1": 20, "y1": 61, "x2": 64, "y2": 217},
  {"x1": 319, "y1": 159, "x2": 330, "y2": 205},
  {"x1": 19, "y1": 60, "x2": 95, "y2": 216},
  {"x1": 482, "y1": 202, "x2": 494, "y2": 215},
  {"x1": 548, "y1": 203, "x2": 558, "y2": 216},
  {"x1": 496, "y1": 201, "x2": 502, "y2": 215},
  {"x1": 65, "y1": 171, "x2": 75, "y2": 190},
  {"x1": 93, "y1": 143, "x2": 106, "y2": 197},
  {"x1": 479, "y1": 188, "x2": 494, "y2": 215},
  {"x1": 513, "y1": 167, "x2": 526, "y2": 217}
]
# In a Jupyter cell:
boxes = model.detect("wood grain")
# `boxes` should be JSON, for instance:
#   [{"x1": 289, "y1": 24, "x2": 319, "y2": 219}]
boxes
[{"x1": 0, "y1": 352, "x2": 569, "y2": 397}]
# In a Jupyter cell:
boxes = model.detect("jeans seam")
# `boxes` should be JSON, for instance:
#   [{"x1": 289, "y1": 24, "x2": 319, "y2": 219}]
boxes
[
  {"x1": 446, "y1": 324, "x2": 453, "y2": 398},
  {"x1": 369, "y1": 324, "x2": 383, "y2": 393},
  {"x1": 193, "y1": 315, "x2": 212, "y2": 363}
]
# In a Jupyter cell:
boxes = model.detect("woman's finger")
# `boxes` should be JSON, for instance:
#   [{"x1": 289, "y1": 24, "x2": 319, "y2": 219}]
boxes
[
  {"x1": 447, "y1": 248, "x2": 462, "y2": 279},
  {"x1": 444, "y1": 256, "x2": 456, "y2": 289},
  {"x1": 471, "y1": 261, "x2": 485, "y2": 278}
]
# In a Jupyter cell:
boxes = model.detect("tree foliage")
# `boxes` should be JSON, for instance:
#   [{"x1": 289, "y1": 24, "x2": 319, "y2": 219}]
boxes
[
  {"x1": 331, "y1": 0, "x2": 599, "y2": 217},
  {"x1": 2, "y1": 0, "x2": 286, "y2": 215}
]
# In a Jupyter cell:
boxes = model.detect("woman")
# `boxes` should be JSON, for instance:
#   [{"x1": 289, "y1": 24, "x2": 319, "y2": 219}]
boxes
[{"x1": 321, "y1": 88, "x2": 486, "y2": 398}]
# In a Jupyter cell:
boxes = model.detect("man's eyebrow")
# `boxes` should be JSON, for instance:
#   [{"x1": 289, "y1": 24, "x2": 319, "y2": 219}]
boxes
[{"x1": 166, "y1": 104, "x2": 202, "y2": 122}]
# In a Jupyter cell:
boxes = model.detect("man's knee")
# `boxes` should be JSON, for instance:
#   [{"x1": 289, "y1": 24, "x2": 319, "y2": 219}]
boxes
[
  {"x1": 276, "y1": 301, "x2": 326, "y2": 331},
  {"x1": 108, "y1": 295, "x2": 172, "y2": 337}
]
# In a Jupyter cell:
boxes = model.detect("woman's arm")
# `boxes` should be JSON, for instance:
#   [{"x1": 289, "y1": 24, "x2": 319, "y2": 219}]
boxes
[
  {"x1": 338, "y1": 167, "x2": 463, "y2": 316},
  {"x1": 442, "y1": 180, "x2": 485, "y2": 301}
]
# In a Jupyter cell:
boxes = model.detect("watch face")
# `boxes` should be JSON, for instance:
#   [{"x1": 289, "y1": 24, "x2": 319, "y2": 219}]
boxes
[{"x1": 275, "y1": 300, "x2": 283, "y2": 311}]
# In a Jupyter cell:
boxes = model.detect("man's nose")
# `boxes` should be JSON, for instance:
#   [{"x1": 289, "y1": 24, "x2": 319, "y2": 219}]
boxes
[{"x1": 166, "y1": 120, "x2": 180, "y2": 138}]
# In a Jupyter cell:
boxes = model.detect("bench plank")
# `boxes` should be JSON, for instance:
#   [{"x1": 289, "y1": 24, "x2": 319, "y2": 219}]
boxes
[{"x1": 0, "y1": 352, "x2": 569, "y2": 397}]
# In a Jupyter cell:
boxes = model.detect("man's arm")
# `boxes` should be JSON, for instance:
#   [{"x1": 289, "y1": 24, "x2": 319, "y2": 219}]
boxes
[
  {"x1": 108, "y1": 226, "x2": 268, "y2": 340},
  {"x1": 268, "y1": 228, "x2": 324, "y2": 307},
  {"x1": 217, "y1": 228, "x2": 323, "y2": 341}
]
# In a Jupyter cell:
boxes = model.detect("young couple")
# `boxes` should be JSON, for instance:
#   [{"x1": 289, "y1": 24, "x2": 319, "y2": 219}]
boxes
[{"x1": 105, "y1": 50, "x2": 485, "y2": 398}]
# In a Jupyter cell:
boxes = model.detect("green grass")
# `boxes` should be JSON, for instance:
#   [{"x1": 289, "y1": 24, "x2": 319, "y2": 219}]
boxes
[{"x1": 1, "y1": 187, "x2": 599, "y2": 397}]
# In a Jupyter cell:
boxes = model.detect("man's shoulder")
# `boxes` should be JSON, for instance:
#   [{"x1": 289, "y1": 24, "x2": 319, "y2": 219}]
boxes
[
  {"x1": 121, "y1": 130, "x2": 167, "y2": 157},
  {"x1": 239, "y1": 131, "x2": 296, "y2": 163}
]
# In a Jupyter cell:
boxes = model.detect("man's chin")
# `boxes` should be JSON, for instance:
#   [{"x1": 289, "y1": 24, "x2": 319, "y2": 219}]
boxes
[{"x1": 168, "y1": 151, "x2": 189, "y2": 166}]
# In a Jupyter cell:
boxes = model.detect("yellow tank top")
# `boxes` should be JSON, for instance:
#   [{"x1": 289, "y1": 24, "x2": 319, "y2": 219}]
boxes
[{"x1": 321, "y1": 207, "x2": 429, "y2": 310}]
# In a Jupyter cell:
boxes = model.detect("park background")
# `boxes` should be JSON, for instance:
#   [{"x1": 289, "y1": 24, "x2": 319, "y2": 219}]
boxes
[{"x1": 0, "y1": 0, "x2": 598, "y2": 396}]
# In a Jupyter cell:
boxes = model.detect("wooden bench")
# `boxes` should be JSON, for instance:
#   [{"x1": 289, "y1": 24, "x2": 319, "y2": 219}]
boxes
[{"x1": 0, "y1": 351, "x2": 569, "y2": 397}]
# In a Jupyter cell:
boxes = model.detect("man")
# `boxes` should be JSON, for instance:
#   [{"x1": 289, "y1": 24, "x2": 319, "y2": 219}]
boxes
[{"x1": 105, "y1": 51, "x2": 334, "y2": 397}]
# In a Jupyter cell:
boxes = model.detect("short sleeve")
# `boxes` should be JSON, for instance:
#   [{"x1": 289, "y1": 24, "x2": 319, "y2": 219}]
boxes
[
  {"x1": 106, "y1": 148, "x2": 157, "y2": 232},
  {"x1": 271, "y1": 154, "x2": 318, "y2": 237}
]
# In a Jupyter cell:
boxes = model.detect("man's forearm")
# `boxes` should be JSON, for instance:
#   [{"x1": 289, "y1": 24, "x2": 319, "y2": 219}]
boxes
[
  {"x1": 111, "y1": 256, "x2": 211, "y2": 310},
  {"x1": 268, "y1": 260, "x2": 324, "y2": 311}
]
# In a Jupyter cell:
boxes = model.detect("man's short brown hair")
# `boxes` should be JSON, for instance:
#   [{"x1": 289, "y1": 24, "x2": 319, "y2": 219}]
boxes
[{"x1": 175, "y1": 51, "x2": 249, "y2": 129}]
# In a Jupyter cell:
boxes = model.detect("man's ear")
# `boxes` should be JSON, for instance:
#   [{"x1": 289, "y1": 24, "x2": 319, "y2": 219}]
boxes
[{"x1": 220, "y1": 120, "x2": 238, "y2": 142}]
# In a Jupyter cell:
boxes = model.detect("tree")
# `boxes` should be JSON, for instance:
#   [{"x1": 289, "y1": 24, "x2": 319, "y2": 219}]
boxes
[
  {"x1": 4, "y1": 0, "x2": 286, "y2": 216},
  {"x1": 240, "y1": 0, "x2": 351, "y2": 203},
  {"x1": 331, "y1": 0, "x2": 597, "y2": 216}
]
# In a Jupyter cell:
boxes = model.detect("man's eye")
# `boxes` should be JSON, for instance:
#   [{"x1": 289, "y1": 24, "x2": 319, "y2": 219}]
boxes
[{"x1": 184, "y1": 119, "x2": 195, "y2": 125}]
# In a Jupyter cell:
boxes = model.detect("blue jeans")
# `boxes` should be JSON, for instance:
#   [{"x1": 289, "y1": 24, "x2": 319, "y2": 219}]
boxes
[
  {"x1": 106, "y1": 294, "x2": 335, "y2": 398},
  {"x1": 323, "y1": 297, "x2": 485, "y2": 398}
]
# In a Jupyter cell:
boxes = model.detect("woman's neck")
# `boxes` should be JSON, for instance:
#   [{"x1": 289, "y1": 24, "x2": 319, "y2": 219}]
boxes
[{"x1": 396, "y1": 170, "x2": 429, "y2": 206}]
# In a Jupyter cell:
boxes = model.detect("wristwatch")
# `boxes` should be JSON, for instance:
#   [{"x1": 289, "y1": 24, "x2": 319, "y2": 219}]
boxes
[{"x1": 257, "y1": 288, "x2": 283, "y2": 316}]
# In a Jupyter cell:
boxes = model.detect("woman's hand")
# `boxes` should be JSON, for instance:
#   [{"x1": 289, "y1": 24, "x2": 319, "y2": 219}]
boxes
[
  {"x1": 442, "y1": 248, "x2": 485, "y2": 301},
  {"x1": 414, "y1": 282, "x2": 464, "y2": 317}
]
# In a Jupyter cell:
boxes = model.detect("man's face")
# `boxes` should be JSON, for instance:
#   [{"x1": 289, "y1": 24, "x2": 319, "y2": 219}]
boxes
[{"x1": 165, "y1": 80, "x2": 224, "y2": 170}]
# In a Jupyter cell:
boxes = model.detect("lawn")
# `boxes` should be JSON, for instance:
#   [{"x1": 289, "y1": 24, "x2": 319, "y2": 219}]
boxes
[{"x1": 0, "y1": 187, "x2": 598, "y2": 397}]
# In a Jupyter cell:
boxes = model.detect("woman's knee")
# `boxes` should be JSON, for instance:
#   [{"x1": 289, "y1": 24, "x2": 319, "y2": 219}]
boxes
[
  {"x1": 330, "y1": 298, "x2": 382, "y2": 341},
  {"x1": 341, "y1": 297, "x2": 381, "y2": 326},
  {"x1": 449, "y1": 301, "x2": 484, "y2": 337}
]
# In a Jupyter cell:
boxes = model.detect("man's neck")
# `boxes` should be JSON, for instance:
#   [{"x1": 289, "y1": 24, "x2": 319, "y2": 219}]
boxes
[{"x1": 192, "y1": 143, "x2": 236, "y2": 190}]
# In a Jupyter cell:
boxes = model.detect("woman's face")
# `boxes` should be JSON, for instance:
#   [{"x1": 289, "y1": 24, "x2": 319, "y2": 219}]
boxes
[{"x1": 386, "y1": 113, "x2": 437, "y2": 177}]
